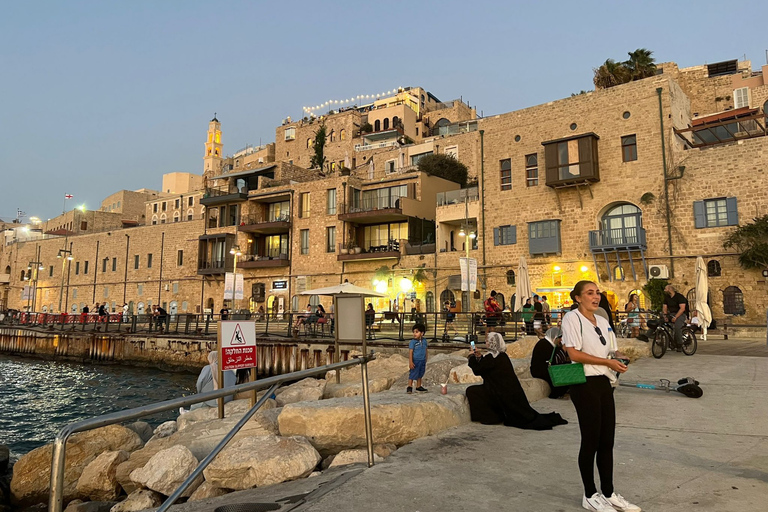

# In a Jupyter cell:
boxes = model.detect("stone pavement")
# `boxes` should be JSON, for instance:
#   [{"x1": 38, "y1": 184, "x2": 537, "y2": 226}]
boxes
[{"x1": 170, "y1": 342, "x2": 768, "y2": 512}]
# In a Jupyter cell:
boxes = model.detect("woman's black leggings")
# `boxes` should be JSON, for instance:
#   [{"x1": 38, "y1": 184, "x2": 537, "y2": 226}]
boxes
[{"x1": 570, "y1": 375, "x2": 616, "y2": 497}]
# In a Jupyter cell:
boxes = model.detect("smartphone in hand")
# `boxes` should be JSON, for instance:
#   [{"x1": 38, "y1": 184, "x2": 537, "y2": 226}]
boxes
[{"x1": 470, "y1": 340, "x2": 476, "y2": 351}]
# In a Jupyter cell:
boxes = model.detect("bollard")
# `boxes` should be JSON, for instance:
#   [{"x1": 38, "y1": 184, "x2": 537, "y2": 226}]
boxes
[{"x1": 360, "y1": 356, "x2": 375, "y2": 467}]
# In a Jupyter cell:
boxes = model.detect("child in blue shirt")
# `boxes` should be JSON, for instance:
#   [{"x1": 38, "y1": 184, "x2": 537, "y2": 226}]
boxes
[{"x1": 407, "y1": 323, "x2": 428, "y2": 393}]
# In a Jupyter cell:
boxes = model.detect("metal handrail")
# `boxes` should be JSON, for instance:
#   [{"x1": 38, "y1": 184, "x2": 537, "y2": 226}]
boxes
[{"x1": 49, "y1": 354, "x2": 377, "y2": 512}]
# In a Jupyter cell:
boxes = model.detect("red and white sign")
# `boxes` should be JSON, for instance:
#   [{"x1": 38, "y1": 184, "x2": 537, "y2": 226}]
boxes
[{"x1": 219, "y1": 320, "x2": 256, "y2": 370}]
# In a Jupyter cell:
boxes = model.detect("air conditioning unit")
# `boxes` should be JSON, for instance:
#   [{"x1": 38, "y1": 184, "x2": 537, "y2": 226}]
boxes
[{"x1": 649, "y1": 265, "x2": 669, "y2": 279}]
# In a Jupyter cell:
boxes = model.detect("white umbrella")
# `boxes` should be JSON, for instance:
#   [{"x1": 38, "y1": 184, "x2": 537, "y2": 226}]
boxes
[
  {"x1": 514, "y1": 256, "x2": 532, "y2": 312},
  {"x1": 299, "y1": 282, "x2": 387, "y2": 297},
  {"x1": 695, "y1": 256, "x2": 712, "y2": 340},
  {"x1": 344, "y1": 151, "x2": 350, "y2": 169}
]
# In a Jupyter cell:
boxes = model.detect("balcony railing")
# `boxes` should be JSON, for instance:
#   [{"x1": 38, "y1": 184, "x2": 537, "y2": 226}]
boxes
[
  {"x1": 346, "y1": 195, "x2": 406, "y2": 214},
  {"x1": 354, "y1": 141, "x2": 400, "y2": 152},
  {"x1": 238, "y1": 253, "x2": 290, "y2": 268},
  {"x1": 589, "y1": 226, "x2": 647, "y2": 251},
  {"x1": 337, "y1": 239, "x2": 401, "y2": 261},
  {"x1": 437, "y1": 187, "x2": 479, "y2": 206}
]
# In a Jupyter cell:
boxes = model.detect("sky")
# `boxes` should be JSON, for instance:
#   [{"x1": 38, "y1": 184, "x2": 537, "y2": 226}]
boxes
[{"x1": 1, "y1": 0, "x2": 766, "y2": 222}]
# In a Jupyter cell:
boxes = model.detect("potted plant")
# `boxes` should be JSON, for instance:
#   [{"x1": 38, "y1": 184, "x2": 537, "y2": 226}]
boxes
[{"x1": 340, "y1": 243, "x2": 349, "y2": 255}]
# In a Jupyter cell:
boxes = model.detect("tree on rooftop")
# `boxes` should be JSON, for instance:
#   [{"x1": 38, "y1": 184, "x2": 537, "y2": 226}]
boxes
[
  {"x1": 593, "y1": 49, "x2": 657, "y2": 89},
  {"x1": 310, "y1": 124, "x2": 327, "y2": 170},
  {"x1": 723, "y1": 215, "x2": 768, "y2": 270},
  {"x1": 416, "y1": 153, "x2": 468, "y2": 188},
  {"x1": 625, "y1": 48, "x2": 657, "y2": 80}
]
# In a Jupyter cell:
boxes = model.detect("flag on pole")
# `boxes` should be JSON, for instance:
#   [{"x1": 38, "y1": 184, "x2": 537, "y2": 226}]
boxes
[{"x1": 64, "y1": 194, "x2": 73, "y2": 199}]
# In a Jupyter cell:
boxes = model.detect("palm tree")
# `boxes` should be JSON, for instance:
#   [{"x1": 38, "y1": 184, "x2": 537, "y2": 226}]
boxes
[
  {"x1": 593, "y1": 59, "x2": 631, "y2": 89},
  {"x1": 625, "y1": 48, "x2": 657, "y2": 80}
]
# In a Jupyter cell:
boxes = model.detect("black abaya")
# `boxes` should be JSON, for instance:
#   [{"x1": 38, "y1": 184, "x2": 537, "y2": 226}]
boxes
[{"x1": 466, "y1": 352, "x2": 567, "y2": 430}]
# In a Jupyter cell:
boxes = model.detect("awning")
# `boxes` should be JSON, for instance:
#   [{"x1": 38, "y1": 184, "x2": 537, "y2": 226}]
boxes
[{"x1": 218, "y1": 164, "x2": 276, "y2": 180}]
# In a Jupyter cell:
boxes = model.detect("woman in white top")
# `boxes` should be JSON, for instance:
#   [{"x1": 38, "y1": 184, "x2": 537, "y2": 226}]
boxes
[{"x1": 561, "y1": 281, "x2": 640, "y2": 512}]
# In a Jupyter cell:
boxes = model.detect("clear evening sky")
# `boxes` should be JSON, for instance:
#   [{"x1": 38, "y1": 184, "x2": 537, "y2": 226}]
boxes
[{"x1": 1, "y1": 0, "x2": 766, "y2": 222}]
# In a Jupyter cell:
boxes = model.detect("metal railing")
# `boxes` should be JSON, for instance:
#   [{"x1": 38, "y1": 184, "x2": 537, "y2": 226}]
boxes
[
  {"x1": 354, "y1": 140, "x2": 400, "y2": 152},
  {"x1": 49, "y1": 354, "x2": 377, "y2": 512},
  {"x1": 437, "y1": 187, "x2": 479, "y2": 206},
  {"x1": 588, "y1": 226, "x2": 647, "y2": 249}
]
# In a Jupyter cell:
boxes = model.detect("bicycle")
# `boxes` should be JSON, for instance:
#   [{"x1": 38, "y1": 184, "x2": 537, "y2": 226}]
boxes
[{"x1": 649, "y1": 315, "x2": 697, "y2": 359}]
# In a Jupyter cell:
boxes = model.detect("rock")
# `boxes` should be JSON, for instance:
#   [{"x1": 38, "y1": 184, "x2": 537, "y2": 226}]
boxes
[
  {"x1": 278, "y1": 390, "x2": 470, "y2": 455},
  {"x1": 327, "y1": 354, "x2": 409, "y2": 389},
  {"x1": 450, "y1": 349, "x2": 471, "y2": 358},
  {"x1": 0, "y1": 444, "x2": 9, "y2": 472},
  {"x1": 427, "y1": 353, "x2": 465, "y2": 363},
  {"x1": 328, "y1": 449, "x2": 383, "y2": 468},
  {"x1": 520, "y1": 378, "x2": 551, "y2": 403},
  {"x1": 124, "y1": 422, "x2": 153, "y2": 444},
  {"x1": 129, "y1": 445, "x2": 200, "y2": 497},
  {"x1": 617, "y1": 338, "x2": 651, "y2": 362},
  {"x1": 11, "y1": 425, "x2": 143, "y2": 508},
  {"x1": 203, "y1": 435, "x2": 321, "y2": 490},
  {"x1": 323, "y1": 377, "x2": 393, "y2": 398},
  {"x1": 109, "y1": 489, "x2": 162, "y2": 512},
  {"x1": 374, "y1": 443, "x2": 398, "y2": 458},
  {"x1": 187, "y1": 481, "x2": 228, "y2": 502},
  {"x1": 152, "y1": 421, "x2": 177, "y2": 439},
  {"x1": 275, "y1": 378, "x2": 326, "y2": 406},
  {"x1": 177, "y1": 398, "x2": 275, "y2": 432},
  {"x1": 509, "y1": 357, "x2": 533, "y2": 379},
  {"x1": 392, "y1": 357, "x2": 468, "y2": 389},
  {"x1": 65, "y1": 501, "x2": 118, "y2": 512},
  {"x1": 449, "y1": 364, "x2": 483, "y2": 384},
  {"x1": 75, "y1": 450, "x2": 129, "y2": 501},
  {"x1": 308, "y1": 471, "x2": 322, "y2": 477},
  {"x1": 115, "y1": 437, "x2": 175, "y2": 495},
  {"x1": 505, "y1": 337, "x2": 539, "y2": 359}
]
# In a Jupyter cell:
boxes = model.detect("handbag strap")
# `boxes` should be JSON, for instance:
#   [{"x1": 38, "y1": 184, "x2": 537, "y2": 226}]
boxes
[{"x1": 549, "y1": 312, "x2": 582, "y2": 364}]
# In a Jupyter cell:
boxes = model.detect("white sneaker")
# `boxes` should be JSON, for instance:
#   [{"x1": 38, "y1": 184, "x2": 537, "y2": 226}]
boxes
[
  {"x1": 605, "y1": 493, "x2": 641, "y2": 512},
  {"x1": 582, "y1": 493, "x2": 617, "y2": 512}
]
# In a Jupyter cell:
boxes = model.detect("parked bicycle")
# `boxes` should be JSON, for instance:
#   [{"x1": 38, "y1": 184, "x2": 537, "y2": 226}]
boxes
[{"x1": 646, "y1": 314, "x2": 697, "y2": 358}]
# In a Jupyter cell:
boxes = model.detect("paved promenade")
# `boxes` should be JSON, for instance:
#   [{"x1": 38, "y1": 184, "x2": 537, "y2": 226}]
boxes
[{"x1": 174, "y1": 339, "x2": 768, "y2": 512}]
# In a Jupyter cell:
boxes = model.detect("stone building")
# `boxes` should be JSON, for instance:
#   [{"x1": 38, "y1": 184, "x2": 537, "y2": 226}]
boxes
[{"x1": 2, "y1": 60, "x2": 767, "y2": 324}]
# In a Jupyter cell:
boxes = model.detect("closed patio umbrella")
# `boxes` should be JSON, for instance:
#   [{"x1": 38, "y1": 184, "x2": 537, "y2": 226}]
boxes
[
  {"x1": 695, "y1": 256, "x2": 712, "y2": 340},
  {"x1": 514, "y1": 256, "x2": 532, "y2": 312}
]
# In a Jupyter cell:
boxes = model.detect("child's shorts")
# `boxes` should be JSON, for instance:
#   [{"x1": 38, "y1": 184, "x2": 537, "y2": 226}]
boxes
[{"x1": 409, "y1": 359, "x2": 426, "y2": 380}]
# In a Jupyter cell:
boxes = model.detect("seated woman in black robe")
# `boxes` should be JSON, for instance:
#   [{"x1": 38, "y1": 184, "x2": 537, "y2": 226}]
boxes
[
  {"x1": 466, "y1": 331, "x2": 568, "y2": 430},
  {"x1": 530, "y1": 327, "x2": 571, "y2": 399}
]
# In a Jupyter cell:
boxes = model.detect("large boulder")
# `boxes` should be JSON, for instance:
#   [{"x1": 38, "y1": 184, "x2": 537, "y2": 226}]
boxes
[
  {"x1": 124, "y1": 422, "x2": 153, "y2": 444},
  {"x1": 115, "y1": 437, "x2": 175, "y2": 495},
  {"x1": 278, "y1": 390, "x2": 470, "y2": 455},
  {"x1": 505, "y1": 337, "x2": 539, "y2": 359},
  {"x1": 617, "y1": 338, "x2": 651, "y2": 362},
  {"x1": 152, "y1": 421, "x2": 177, "y2": 439},
  {"x1": 392, "y1": 356, "x2": 467, "y2": 389},
  {"x1": 11, "y1": 425, "x2": 143, "y2": 508},
  {"x1": 64, "y1": 500, "x2": 117, "y2": 512},
  {"x1": 449, "y1": 364, "x2": 483, "y2": 384},
  {"x1": 203, "y1": 435, "x2": 321, "y2": 490},
  {"x1": 75, "y1": 450, "x2": 129, "y2": 502},
  {"x1": 176, "y1": 398, "x2": 276, "y2": 432},
  {"x1": 187, "y1": 481, "x2": 229, "y2": 501},
  {"x1": 326, "y1": 354, "x2": 409, "y2": 388},
  {"x1": 275, "y1": 378, "x2": 326, "y2": 406},
  {"x1": 323, "y1": 378, "x2": 392, "y2": 399},
  {"x1": 129, "y1": 445, "x2": 200, "y2": 497},
  {"x1": 109, "y1": 489, "x2": 162, "y2": 512},
  {"x1": 520, "y1": 378, "x2": 551, "y2": 403}
]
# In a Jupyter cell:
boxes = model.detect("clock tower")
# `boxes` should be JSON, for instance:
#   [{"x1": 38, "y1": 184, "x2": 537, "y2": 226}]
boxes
[{"x1": 203, "y1": 114, "x2": 223, "y2": 178}]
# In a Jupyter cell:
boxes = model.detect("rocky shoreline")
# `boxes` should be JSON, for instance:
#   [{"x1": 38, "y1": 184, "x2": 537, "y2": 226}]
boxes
[{"x1": 6, "y1": 337, "x2": 651, "y2": 511}]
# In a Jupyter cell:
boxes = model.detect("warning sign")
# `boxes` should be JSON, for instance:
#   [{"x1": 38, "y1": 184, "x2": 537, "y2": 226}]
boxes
[{"x1": 219, "y1": 321, "x2": 256, "y2": 370}]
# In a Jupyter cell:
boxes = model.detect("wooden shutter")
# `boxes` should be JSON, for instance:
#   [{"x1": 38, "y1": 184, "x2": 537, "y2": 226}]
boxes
[
  {"x1": 544, "y1": 143, "x2": 559, "y2": 185},
  {"x1": 493, "y1": 227, "x2": 500, "y2": 246},
  {"x1": 725, "y1": 197, "x2": 739, "y2": 226},
  {"x1": 693, "y1": 201, "x2": 706, "y2": 228},
  {"x1": 578, "y1": 136, "x2": 595, "y2": 180}
]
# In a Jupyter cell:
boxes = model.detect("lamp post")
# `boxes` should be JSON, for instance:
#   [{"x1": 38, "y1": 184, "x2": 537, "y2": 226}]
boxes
[
  {"x1": 57, "y1": 246, "x2": 74, "y2": 313},
  {"x1": 457, "y1": 193, "x2": 477, "y2": 310},
  {"x1": 229, "y1": 244, "x2": 242, "y2": 311},
  {"x1": 27, "y1": 257, "x2": 44, "y2": 313}
]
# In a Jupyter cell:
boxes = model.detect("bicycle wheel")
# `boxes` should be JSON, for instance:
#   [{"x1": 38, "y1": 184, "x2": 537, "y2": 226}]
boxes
[
  {"x1": 651, "y1": 329, "x2": 668, "y2": 359},
  {"x1": 681, "y1": 329, "x2": 697, "y2": 356}
]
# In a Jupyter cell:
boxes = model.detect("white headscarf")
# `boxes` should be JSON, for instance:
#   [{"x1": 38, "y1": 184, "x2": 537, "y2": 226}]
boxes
[
  {"x1": 208, "y1": 351, "x2": 220, "y2": 390},
  {"x1": 544, "y1": 327, "x2": 562, "y2": 347},
  {"x1": 485, "y1": 332, "x2": 506, "y2": 358}
]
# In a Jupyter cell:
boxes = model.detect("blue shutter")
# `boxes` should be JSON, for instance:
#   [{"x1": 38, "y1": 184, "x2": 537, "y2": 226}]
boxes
[
  {"x1": 726, "y1": 197, "x2": 739, "y2": 226},
  {"x1": 510, "y1": 225, "x2": 517, "y2": 244},
  {"x1": 493, "y1": 228, "x2": 500, "y2": 246},
  {"x1": 693, "y1": 201, "x2": 706, "y2": 229}
]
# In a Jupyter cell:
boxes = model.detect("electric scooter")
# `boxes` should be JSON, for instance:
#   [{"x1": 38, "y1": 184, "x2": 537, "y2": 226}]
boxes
[{"x1": 618, "y1": 377, "x2": 703, "y2": 398}]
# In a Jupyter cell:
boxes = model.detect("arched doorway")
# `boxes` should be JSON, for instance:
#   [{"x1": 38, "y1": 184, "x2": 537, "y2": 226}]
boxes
[
  {"x1": 425, "y1": 291, "x2": 435, "y2": 312},
  {"x1": 432, "y1": 118, "x2": 451, "y2": 136},
  {"x1": 723, "y1": 286, "x2": 745, "y2": 315},
  {"x1": 495, "y1": 293, "x2": 506, "y2": 310},
  {"x1": 628, "y1": 289, "x2": 649, "y2": 310},
  {"x1": 440, "y1": 289, "x2": 456, "y2": 310},
  {"x1": 600, "y1": 203, "x2": 643, "y2": 244}
]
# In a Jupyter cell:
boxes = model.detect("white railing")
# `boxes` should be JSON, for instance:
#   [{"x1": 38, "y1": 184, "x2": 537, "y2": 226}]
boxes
[{"x1": 354, "y1": 141, "x2": 400, "y2": 152}]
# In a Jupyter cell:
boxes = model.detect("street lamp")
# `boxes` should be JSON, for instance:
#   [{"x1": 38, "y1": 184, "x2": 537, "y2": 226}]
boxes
[
  {"x1": 27, "y1": 259, "x2": 43, "y2": 312},
  {"x1": 229, "y1": 244, "x2": 242, "y2": 311},
  {"x1": 57, "y1": 246, "x2": 74, "y2": 313}
]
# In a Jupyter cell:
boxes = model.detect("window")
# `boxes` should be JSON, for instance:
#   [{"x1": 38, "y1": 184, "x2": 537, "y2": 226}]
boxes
[
  {"x1": 134, "y1": 255, "x2": 139, "y2": 269},
  {"x1": 162, "y1": 202, "x2": 167, "y2": 211},
  {"x1": 172, "y1": 282, "x2": 179, "y2": 294},
  {"x1": 152, "y1": 215, "x2": 157, "y2": 225},
  {"x1": 329, "y1": 130, "x2": 335, "y2": 142},
  {"x1": 385, "y1": 160, "x2": 396, "y2": 174},
  {"x1": 733, "y1": 87, "x2": 750, "y2": 109},
  {"x1": 410, "y1": 152, "x2": 432, "y2": 166},
  {"x1": 621, "y1": 135, "x2": 637, "y2": 162},
  {"x1": 493, "y1": 225, "x2": 517, "y2": 245},
  {"x1": 506, "y1": 269, "x2": 516, "y2": 285},
  {"x1": 147, "y1": 254, "x2": 153, "y2": 268},
  {"x1": 383, "y1": 118, "x2": 390, "y2": 130},
  {"x1": 177, "y1": 250, "x2": 184, "y2": 266},
  {"x1": 72, "y1": 288, "x2": 77, "y2": 299},
  {"x1": 112, "y1": 257, "x2": 117, "y2": 271},
  {"x1": 188, "y1": 196, "x2": 194, "y2": 207},
  {"x1": 723, "y1": 286, "x2": 745, "y2": 315},
  {"x1": 49, "y1": 266, "x2": 53, "y2": 277},
  {"x1": 300, "y1": 192, "x2": 310, "y2": 218},
  {"x1": 374, "y1": 120, "x2": 381, "y2": 132},
  {"x1": 175, "y1": 199, "x2": 180, "y2": 209},
  {"x1": 340, "y1": 129, "x2": 346, "y2": 141},
  {"x1": 500, "y1": 159, "x2": 512, "y2": 190},
  {"x1": 528, "y1": 220, "x2": 562, "y2": 255},
  {"x1": 265, "y1": 234, "x2": 289, "y2": 258},
  {"x1": 80, "y1": 221, "x2": 87, "y2": 231},
  {"x1": 707, "y1": 260, "x2": 721, "y2": 277},
  {"x1": 75, "y1": 262, "x2": 80, "y2": 275},
  {"x1": 326, "y1": 189, "x2": 337, "y2": 215},
  {"x1": 613, "y1": 265, "x2": 625, "y2": 281},
  {"x1": 173, "y1": 212, "x2": 180, "y2": 223},
  {"x1": 307, "y1": 138, "x2": 312, "y2": 148},
  {"x1": 160, "y1": 213, "x2": 167, "y2": 224},
  {"x1": 103, "y1": 286, "x2": 109, "y2": 298},
  {"x1": 362, "y1": 222, "x2": 408, "y2": 250},
  {"x1": 525, "y1": 154, "x2": 538, "y2": 187},
  {"x1": 284, "y1": 127, "x2": 296, "y2": 141},
  {"x1": 187, "y1": 209, "x2": 193, "y2": 221},
  {"x1": 300, "y1": 229, "x2": 310, "y2": 255},
  {"x1": 84, "y1": 261, "x2": 89, "y2": 275},
  {"x1": 102, "y1": 258, "x2": 108, "y2": 273},
  {"x1": 137, "y1": 284, "x2": 143, "y2": 296},
  {"x1": 268, "y1": 201, "x2": 290, "y2": 221},
  {"x1": 694, "y1": 197, "x2": 738, "y2": 228},
  {"x1": 326, "y1": 226, "x2": 336, "y2": 252},
  {"x1": 543, "y1": 134, "x2": 599, "y2": 186},
  {"x1": 153, "y1": 203, "x2": 158, "y2": 213}
]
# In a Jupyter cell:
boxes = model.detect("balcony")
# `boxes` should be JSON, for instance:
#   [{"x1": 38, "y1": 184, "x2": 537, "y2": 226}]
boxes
[
  {"x1": 200, "y1": 187, "x2": 249, "y2": 207},
  {"x1": 354, "y1": 140, "x2": 400, "y2": 152},
  {"x1": 238, "y1": 214, "x2": 291, "y2": 235},
  {"x1": 543, "y1": 133, "x2": 600, "y2": 188},
  {"x1": 339, "y1": 196, "x2": 407, "y2": 224},
  {"x1": 589, "y1": 227, "x2": 647, "y2": 252},
  {"x1": 437, "y1": 187, "x2": 479, "y2": 206},
  {"x1": 337, "y1": 240, "x2": 401, "y2": 262},
  {"x1": 197, "y1": 260, "x2": 230, "y2": 275},
  {"x1": 238, "y1": 253, "x2": 290, "y2": 268},
  {"x1": 674, "y1": 108, "x2": 768, "y2": 148}
]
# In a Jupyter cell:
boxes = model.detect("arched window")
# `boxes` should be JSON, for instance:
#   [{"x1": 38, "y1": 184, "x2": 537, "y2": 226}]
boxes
[
  {"x1": 496, "y1": 293, "x2": 506, "y2": 310},
  {"x1": 383, "y1": 118, "x2": 390, "y2": 130},
  {"x1": 506, "y1": 269, "x2": 516, "y2": 285},
  {"x1": 187, "y1": 209, "x2": 194, "y2": 221},
  {"x1": 160, "y1": 213, "x2": 167, "y2": 224},
  {"x1": 707, "y1": 260, "x2": 721, "y2": 277},
  {"x1": 151, "y1": 215, "x2": 158, "y2": 225},
  {"x1": 173, "y1": 212, "x2": 180, "y2": 223},
  {"x1": 5, "y1": 265, "x2": 10, "y2": 274},
  {"x1": 329, "y1": 130, "x2": 335, "y2": 142},
  {"x1": 291, "y1": 295, "x2": 299, "y2": 312},
  {"x1": 392, "y1": 116, "x2": 399, "y2": 128},
  {"x1": 374, "y1": 119, "x2": 381, "y2": 132},
  {"x1": 340, "y1": 129, "x2": 346, "y2": 141},
  {"x1": 432, "y1": 118, "x2": 451, "y2": 136},
  {"x1": 425, "y1": 291, "x2": 435, "y2": 312},
  {"x1": 307, "y1": 138, "x2": 312, "y2": 148},
  {"x1": 723, "y1": 286, "x2": 745, "y2": 315},
  {"x1": 439, "y1": 290, "x2": 455, "y2": 307},
  {"x1": 20, "y1": 270, "x2": 26, "y2": 281},
  {"x1": 601, "y1": 203, "x2": 642, "y2": 244},
  {"x1": 613, "y1": 265, "x2": 625, "y2": 281}
]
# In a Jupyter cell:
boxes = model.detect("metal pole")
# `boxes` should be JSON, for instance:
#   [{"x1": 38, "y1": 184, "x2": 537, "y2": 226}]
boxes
[
  {"x1": 657, "y1": 87, "x2": 675, "y2": 277},
  {"x1": 360, "y1": 357, "x2": 375, "y2": 467},
  {"x1": 92, "y1": 240, "x2": 99, "y2": 303},
  {"x1": 217, "y1": 324, "x2": 224, "y2": 419},
  {"x1": 123, "y1": 235, "x2": 130, "y2": 304},
  {"x1": 64, "y1": 242, "x2": 73, "y2": 314},
  {"x1": 158, "y1": 232, "x2": 165, "y2": 307}
]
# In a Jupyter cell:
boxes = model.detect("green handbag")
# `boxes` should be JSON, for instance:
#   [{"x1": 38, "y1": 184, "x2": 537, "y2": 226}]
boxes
[{"x1": 547, "y1": 313, "x2": 586, "y2": 387}]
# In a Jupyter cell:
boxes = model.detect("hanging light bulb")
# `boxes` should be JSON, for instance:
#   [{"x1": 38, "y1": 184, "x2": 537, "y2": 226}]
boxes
[
  {"x1": 469, "y1": 231, "x2": 477, "y2": 239},
  {"x1": 458, "y1": 227, "x2": 466, "y2": 237}
]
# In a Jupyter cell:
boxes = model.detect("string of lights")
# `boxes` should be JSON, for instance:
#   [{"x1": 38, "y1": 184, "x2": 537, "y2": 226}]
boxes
[{"x1": 302, "y1": 87, "x2": 406, "y2": 115}]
